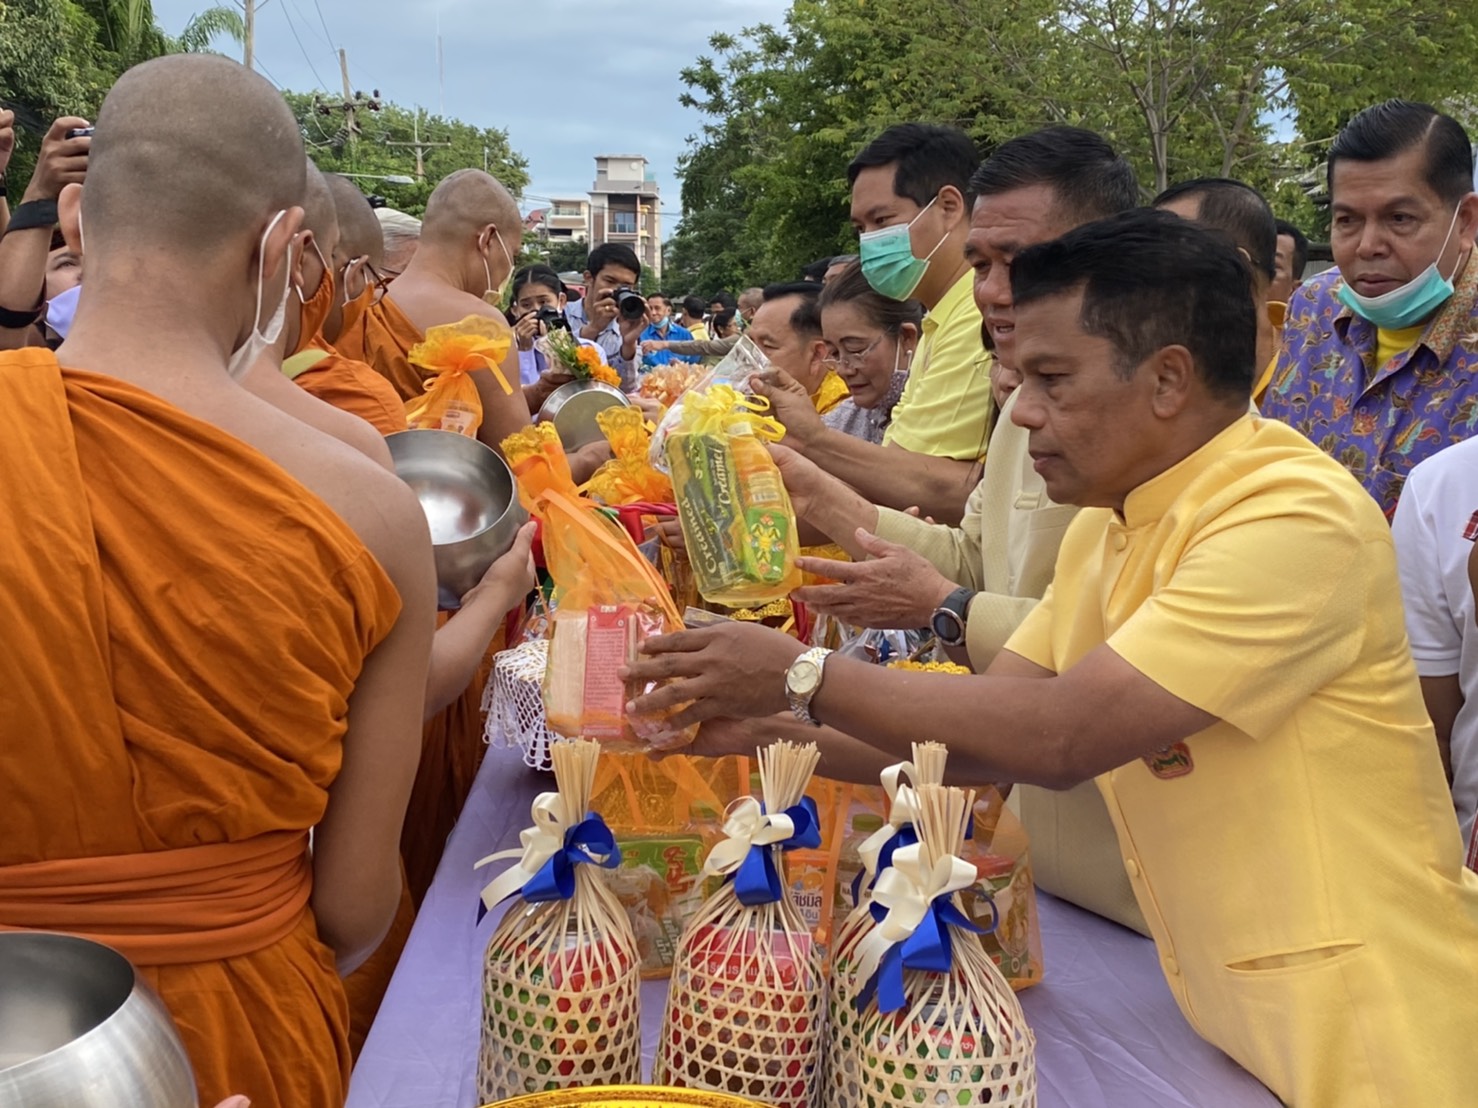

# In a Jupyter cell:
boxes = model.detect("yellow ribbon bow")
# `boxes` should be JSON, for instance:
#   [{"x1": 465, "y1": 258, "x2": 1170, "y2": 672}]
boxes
[
  {"x1": 474, "y1": 791, "x2": 577, "y2": 912},
  {"x1": 852, "y1": 841, "x2": 980, "y2": 987},
  {"x1": 857, "y1": 760, "x2": 924, "y2": 888},
  {"x1": 701, "y1": 795, "x2": 800, "y2": 880},
  {"x1": 680, "y1": 383, "x2": 787, "y2": 442}
]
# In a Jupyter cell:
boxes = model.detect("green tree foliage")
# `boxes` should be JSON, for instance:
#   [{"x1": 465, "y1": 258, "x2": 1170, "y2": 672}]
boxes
[
  {"x1": 286, "y1": 92, "x2": 530, "y2": 218},
  {"x1": 667, "y1": 0, "x2": 1477, "y2": 276}
]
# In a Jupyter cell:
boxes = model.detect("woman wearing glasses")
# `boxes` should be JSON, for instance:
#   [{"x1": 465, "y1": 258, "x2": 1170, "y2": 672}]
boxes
[{"x1": 817, "y1": 260, "x2": 921, "y2": 445}]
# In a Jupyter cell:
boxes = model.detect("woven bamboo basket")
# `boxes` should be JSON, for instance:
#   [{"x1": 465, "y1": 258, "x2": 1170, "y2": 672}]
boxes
[
  {"x1": 478, "y1": 741, "x2": 642, "y2": 1101},
  {"x1": 853, "y1": 785, "x2": 1037, "y2": 1107},
  {"x1": 822, "y1": 743, "x2": 947, "y2": 1108},
  {"x1": 654, "y1": 741, "x2": 825, "y2": 1108}
]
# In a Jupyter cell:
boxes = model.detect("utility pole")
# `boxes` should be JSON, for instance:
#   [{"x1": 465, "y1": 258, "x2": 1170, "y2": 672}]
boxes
[
  {"x1": 310, "y1": 50, "x2": 382, "y2": 159},
  {"x1": 242, "y1": 0, "x2": 255, "y2": 70},
  {"x1": 385, "y1": 109, "x2": 451, "y2": 181}
]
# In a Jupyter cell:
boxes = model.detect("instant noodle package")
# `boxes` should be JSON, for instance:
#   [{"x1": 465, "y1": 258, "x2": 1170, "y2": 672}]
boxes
[{"x1": 475, "y1": 740, "x2": 642, "y2": 1101}]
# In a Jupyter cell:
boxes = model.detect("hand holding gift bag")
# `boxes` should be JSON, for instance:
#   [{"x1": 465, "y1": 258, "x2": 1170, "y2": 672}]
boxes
[
  {"x1": 406, "y1": 314, "x2": 514, "y2": 436},
  {"x1": 502, "y1": 422, "x2": 695, "y2": 752}
]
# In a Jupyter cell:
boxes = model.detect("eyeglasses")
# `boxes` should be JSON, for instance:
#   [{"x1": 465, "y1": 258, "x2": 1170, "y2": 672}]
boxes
[
  {"x1": 827, "y1": 334, "x2": 884, "y2": 370},
  {"x1": 340, "y1": 256, "x2": 393, "y2": 301}
]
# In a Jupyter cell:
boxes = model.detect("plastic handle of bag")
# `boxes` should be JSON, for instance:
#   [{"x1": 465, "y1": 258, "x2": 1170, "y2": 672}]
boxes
[{"x1": 614, "y1": 501, "x2": 678, "y2": 546}]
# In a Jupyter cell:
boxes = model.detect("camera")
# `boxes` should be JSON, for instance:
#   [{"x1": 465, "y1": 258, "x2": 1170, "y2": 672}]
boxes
[
  {"x1": 65, "y1": 127, "x2": 95, "y2": 140},
  {"x1": 535, "y1": 306, "x2": 571, "y2": 333},
  {"x1": 614, "y1": 287, "x2": 647, "y2": 321}
]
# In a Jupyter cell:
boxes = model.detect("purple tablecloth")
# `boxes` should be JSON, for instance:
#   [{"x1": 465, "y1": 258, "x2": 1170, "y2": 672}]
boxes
[{"x1": 347, "y1": 744, "x2": 1279, "y2": 1108}]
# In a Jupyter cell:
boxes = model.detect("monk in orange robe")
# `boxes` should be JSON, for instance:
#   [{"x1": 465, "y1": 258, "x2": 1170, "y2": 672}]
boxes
[
  {"x1": 330, "y1": 169, "x2": 542, "y2": 902},
  {"x1": 282, "y1": 165, "x2": 407, "y2": 437},
  {"x1": 0, "y1": 56, "x2": 439, "y2": 1108}
]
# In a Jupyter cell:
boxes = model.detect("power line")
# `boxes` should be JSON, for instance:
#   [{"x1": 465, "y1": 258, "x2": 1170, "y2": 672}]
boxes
[
  {"x1": 280, "y1": 2, "x2": 332, "y2": 92},
  {"x1": 310, "y1": 0, "x2": 337, "y2": 49}
]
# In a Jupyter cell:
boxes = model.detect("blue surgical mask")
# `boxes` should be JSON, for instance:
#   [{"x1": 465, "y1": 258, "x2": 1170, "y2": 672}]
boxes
[
  {"x1": 1336, "y1": 207, "x2": 1464, "y2": 329},
  {"x1": 858, "y1": 194, "x2": 948, "y2": 301}
]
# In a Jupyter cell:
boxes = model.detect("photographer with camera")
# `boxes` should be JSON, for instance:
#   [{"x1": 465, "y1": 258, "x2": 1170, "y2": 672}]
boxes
[
  {"x1": 564, "y1": 242, "x2": 648, "y2": 387},
  {"x1": 509, "y1": 264, "x2": 613, "y2": 411}
]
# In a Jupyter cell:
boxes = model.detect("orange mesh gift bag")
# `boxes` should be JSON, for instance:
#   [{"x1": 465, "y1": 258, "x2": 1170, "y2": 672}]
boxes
[
  {"x1": 581, "y1": 405, "x2": 674, "y2": 507},
  {"x1": 405, "y1": 314, "x2": 514, "y2": 436},
  {"x1": 502, "y1": 423, "x2": 694, "y2": 753}
]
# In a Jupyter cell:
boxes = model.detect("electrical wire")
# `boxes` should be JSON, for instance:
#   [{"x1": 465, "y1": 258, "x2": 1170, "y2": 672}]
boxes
[
  {"x1": 280, "y1": 2, "x2": 332, "y2": 92},
  {"x1": 310, "y1": 0, "x2": 337, "y2": 50}
]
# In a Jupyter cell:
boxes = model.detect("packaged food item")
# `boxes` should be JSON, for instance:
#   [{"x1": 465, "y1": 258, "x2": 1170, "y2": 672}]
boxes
[
  {"x1": 502, "y1": 423, "x2": 695, "y2": 752},
  {"x1": 851, "y1": 785, "x2": 1037, "y2": 1108},
  {"x1": 475, "y1": 740, "x2": 641, "y2": 1101},
  {"x1": 648, "y1": 334, "x2": 771, "y2": 469},
  {"x1": 406, "y1": 314, "x2": 513, "y2": 435},
  {"x1": 665, "y1": 385, "x2": 802, "y2": 607},
  {"x1": 656, "y1": 742, "x2": 826, "y2": 1108},
  {"x1": 590, "y1": 753, "x2": 750, "y2": 978}
]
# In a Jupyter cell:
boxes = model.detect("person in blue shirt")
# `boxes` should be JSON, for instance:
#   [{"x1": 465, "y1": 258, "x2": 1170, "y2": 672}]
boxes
[{"x1": 638, "y1": 293, "x2": 699, "y2": 366}]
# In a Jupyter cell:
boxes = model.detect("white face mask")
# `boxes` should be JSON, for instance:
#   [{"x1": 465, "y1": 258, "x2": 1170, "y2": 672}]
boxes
[
  {"x1": 46, "y1": 283, "x2": 82, "y2": 340},
  {"x1": 227, "y1": 210, "x2": 290, "y2": 379},
  {"x1": 481, "y1": 229, "x2": 514, "y2": 305}
]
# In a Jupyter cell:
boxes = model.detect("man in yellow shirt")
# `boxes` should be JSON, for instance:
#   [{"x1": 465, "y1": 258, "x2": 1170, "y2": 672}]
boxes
[
  {"x1": 627, "y1": 209, "x2": 1478, "y2": 1107},
  {"x1": 755, "y1": 124, "x2": 993, "y2": 525}
]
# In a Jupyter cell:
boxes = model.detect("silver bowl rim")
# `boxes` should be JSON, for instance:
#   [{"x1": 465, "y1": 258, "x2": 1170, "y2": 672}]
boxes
[
  {"x1": 384, "y1": 429, "x2": 521, "y2": 549},
  {"x1": 0, "y1": 931, "x2": 149, "y2": 1078}
]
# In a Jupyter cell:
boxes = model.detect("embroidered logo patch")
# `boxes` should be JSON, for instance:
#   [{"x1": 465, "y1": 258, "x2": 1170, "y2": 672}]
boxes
[{"x1": 1142, "y1": 741, "x2": 1195, "y2": 779}]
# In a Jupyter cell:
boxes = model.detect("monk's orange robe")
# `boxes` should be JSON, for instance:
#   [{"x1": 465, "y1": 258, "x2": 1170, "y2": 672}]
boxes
[
  {"x1": 0, "y1": 349, "x2": 402, "y2": 1108},
  {"x1": 287, "y1": 341, "x2": 409, "y2": 437},
  {"x1": 332, "y1": 294, "x2": 499, "y2": 903}
]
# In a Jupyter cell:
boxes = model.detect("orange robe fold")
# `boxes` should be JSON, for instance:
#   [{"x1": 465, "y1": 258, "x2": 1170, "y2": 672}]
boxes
[
  {"x1": 0, "y1": 349, "x2": 402, "y2": 1108},
  {"x1": 288, "y1": 337, "x2": 410, "y2": 437},
  {"x1": 336, "y1": 295, "x2": 501, "y2": 902}
]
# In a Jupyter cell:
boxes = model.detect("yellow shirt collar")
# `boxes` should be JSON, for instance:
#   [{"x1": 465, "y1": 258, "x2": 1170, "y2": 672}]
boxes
[
  {"x1": 921, "y1": 269, "x2": 976, "y2": 337},
  {"x1": 1120, "y1": 415, "x2": 1258, "y2": 530}
]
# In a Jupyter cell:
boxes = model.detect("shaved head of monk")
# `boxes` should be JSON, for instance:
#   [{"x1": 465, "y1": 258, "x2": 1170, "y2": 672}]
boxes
[
  {"x1": 284, "y1": 162, "x2": 340, "y2": 353},
  {"x1": 323, "y1": 173, "x2": 384, "y2": 341},
  {"x1": 60, "y1": 54, "x2": 306, "y2": 361},
  {"x1": 412, "y1": 168, "x2": 522, "y2": 299}
]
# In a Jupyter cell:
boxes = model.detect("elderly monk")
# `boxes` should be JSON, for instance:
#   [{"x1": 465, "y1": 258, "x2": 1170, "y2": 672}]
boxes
[
  {"x1": 0, "y1": 54, "x2": 437, "y2": 1108},
  {"x1": 629, "y1": 210, "x2": 1478, "y2": 1107},
  {"x1": 279, "y1": 163, "x2": 407, "y2": 438},
  {"x1": 376, "y1": 205, "x2": 422, "y2": 278},
  {"x1": 335, "y1": 167, "x2": 531, "y2": 453}
]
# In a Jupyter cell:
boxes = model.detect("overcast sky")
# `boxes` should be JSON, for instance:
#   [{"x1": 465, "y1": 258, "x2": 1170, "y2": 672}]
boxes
[{"x1": 151, "y1": 0, "x2": 792, "y2": 229}]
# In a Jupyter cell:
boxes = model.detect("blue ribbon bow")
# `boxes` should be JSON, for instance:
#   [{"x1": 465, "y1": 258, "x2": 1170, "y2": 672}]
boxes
[
  {"x1": 475, "y1": 810, "x2": 622, "y2": 923},
  {"x1": 726, "y1": 796, "x2": 822, "y2": 907},
  {"x1": 856, "y1": 897, "x2": 984, "y2": 1014}
]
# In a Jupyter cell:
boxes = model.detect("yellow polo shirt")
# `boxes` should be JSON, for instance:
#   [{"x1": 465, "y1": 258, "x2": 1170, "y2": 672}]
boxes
[
  {"x1": 1006, "y1": 415, "x2": 1478, "y2": 1107},
  {"x1": 882, "y1": 270, "x2": 993, "y2": 461}
]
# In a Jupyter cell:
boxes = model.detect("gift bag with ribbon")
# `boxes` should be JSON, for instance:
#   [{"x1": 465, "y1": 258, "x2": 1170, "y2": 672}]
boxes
[
  {"x1": 580, "y1": 404, "x2": 675, "y2": 508},
  {"x1": 822, "y1": 742, "x2": 948, "y2": 1108},
  {"x1": 502, "y1": 422, "x2": 696, "y2": 753},
  {"x1": 655, "y1": 741, "x2": 826, "y2": 1108},
  {"x1": 475, "y1": 740, "x2": 642, "y2": 1101},
  {"x1": 405, "y1": 314, "x2": 514, "y2": 436},
  {"x1": 664, "y1": 384, "x2": 803, "y2": 608},
  {"x1": 852, "y1": 784, "x2": 1037, "y2": 1107}
]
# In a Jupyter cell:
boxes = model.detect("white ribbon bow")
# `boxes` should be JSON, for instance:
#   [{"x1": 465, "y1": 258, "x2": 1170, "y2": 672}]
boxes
[
  {"x1": 852, "y1": 841, "x2": 979, "y2": 987},
  {"x1": 475, "y1": 791, "x2": 578, "y2": 912},
  {"x1": 857, "y1": 760, "x2": 923, "y2": 889},
  {"x1": 702, "y1": 796, "x2": 798, "y2": 879}
]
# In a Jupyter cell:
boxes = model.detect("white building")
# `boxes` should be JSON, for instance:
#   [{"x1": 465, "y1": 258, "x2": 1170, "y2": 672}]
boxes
[{"x1": 587, "y1": 154, "x2": 661, "y2": 278}]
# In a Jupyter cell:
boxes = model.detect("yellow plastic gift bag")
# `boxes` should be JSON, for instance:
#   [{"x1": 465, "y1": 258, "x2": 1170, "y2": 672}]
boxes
[
  {"x1": 503, "y1": 423, "x2": 695, "y2": 753},
  {"x1": 405, "y1": 314, "x2": 514, "y2": 436},
  {"x1": 580, "y1": 405, "x2": 674, "y2": 506},
  {"x1": 665, "y1": 384, "x2": 802, "y2": 607}
]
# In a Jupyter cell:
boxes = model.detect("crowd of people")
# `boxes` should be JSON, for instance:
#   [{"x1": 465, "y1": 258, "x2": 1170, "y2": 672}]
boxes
[{"x1": 3, "y1": 49, "x2": 1478, "y2": 1108}]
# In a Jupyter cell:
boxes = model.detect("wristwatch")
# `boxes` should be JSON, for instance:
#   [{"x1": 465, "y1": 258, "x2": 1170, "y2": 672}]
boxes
[
  {"x1": 785, "y1": 647, "x2": 832, "y2": 726},
  {"x1": 930, "y1": 586, "x2": 977, "y2": 648}
]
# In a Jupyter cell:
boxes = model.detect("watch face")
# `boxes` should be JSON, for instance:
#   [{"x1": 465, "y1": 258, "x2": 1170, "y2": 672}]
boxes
[
  {"x1": 788, "y1": 659, "x2": 821, "y2": 697},
  {"x1": 931, "y1": 609, "x2": 964, "y2": 645}
]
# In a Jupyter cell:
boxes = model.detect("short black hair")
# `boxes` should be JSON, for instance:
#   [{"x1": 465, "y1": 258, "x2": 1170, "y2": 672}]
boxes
[
  {"x1": 709, "y1": 290, "x2": 736, "y2": 310},
  {"x1": 586, "y1": 242, "x2": 642, "y2": 282},
  {"x1": 1275, "y1": 219, "x2": 1310, "y2": 279},
  {"x1": 828, "y1": 253, "x2": 859, "y2": 269},
  {"x1": 762, "y1": 281, "x2": 824, "y2": 340},
  {"x1": 847, "y1": 123, "x2": 979, "y2": 208},
  {"x1": 1154, "y1": 177, "x2": 1277, "y2": 281},
  {"x1": 968, "y1": 127, "x2": 1140, "y2": 224},
  {"x1": 681, "y1": 295, "x2": 708, "y2": 318},
  {"x1": 1011, "y1": 208, "x2": 1255, "y2": 401},
  {"x1": 510, "y1": 264, "x2": 563, "y2": 302},
  {"x1": 1328, "y1": 100, "x2": 1475, "y2": 206},
  {"x1": 712, "y1": 310, "x2": 737, "y2": 332},
  {"x1": 801, "y1": 256, "x2": 833, "y2": 283}
]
